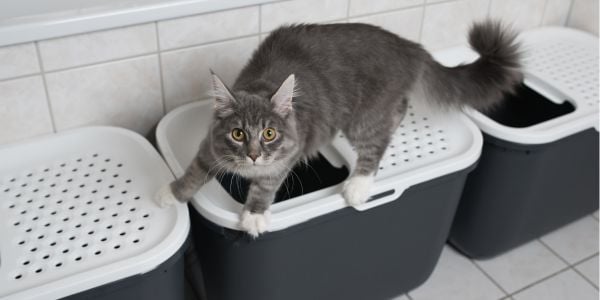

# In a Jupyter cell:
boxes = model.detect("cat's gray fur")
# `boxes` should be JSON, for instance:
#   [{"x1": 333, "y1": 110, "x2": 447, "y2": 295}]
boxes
[{"x1": 159, "y1": 20, "x2": 522, "y2": 236}]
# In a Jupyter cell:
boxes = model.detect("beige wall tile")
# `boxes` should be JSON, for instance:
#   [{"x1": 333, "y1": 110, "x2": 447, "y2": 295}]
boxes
[
  {"x1": 349, "y1": 0, "x2": 423, "y2": 16},
  {"x1": 568, "y1": 0, "x2": 599, "y2": 35},
  {"x1": 0, "y1": 76, "x2": 53, "y2": 144},
  {"x1": 45, "y1": 56, "x2": 162, "y2": 136},
  {"x1": 161, "y1": 36, "x2": 259, "y2": 111},
  {"x1": 542, "y1": 0, "x2": 573, "y2": 26},
  {"x1": 38, "y1": 24, "x2": 157, "y2": 71},
  {"x1": 0, "y1": 43, "x2": 40, "y2": 80},
  {"x1": 350, "y1": 7, "x2": 424, "y2": 42},
  {"x1": 421, "y1": 0, "x2": 490, "y2": 51},
  {"x1": 261, "y1": 0, "x2": 349, "y2": 32},
  {"x1": 489, "y1": 0, "x2": 547, "y2": 31},
  {"x1": 158, "y1": 6, "x2": 259, "y2": 50}
]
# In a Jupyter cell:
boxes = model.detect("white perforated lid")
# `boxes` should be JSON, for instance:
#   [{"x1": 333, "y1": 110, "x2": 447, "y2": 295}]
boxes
[
  {"x1": 0, "y1": 127, "x2": 189, "y2": 300},
  {"x1": 156, "y1": 98, "x2": 481, "y2": 232},
  {"x1": 433, "y1": 27, "x2": 599, "y2": 144}
]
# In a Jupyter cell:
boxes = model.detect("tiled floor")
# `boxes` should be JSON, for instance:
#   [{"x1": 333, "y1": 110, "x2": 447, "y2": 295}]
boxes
[{"x1": 395, "y1": 213, "x2": 599, "y2": 300}]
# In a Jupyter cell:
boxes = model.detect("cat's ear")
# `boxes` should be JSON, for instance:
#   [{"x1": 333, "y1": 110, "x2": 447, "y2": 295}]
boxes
[
  {"x1": 210, "y1": 70, "x2": 236, "y2": 118},
  {"x1": 271, "y1": 74, "x2": 296, "y2": 117}
]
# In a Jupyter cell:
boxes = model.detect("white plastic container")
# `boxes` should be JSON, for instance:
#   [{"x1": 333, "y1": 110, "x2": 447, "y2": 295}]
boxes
[{"x1": 0, "y1": 127, "x2": 189, "y2": 300}]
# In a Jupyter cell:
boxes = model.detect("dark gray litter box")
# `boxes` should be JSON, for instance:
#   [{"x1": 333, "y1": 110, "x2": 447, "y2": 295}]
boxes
[
  {"x1": 157, "y1": 99, "x2": 482, "y2": 300},
  {"x1": 0, "y1": 127, "x2": 190, "y2": 300},
  {"x1": 436, "y1": 27, "x2": 599, "y2": 259}
]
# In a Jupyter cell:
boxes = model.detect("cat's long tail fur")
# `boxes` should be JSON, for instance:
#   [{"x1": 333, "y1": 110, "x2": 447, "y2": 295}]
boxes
[{"x1": 419, "y1": 20, "x2": 522, "y2": 111}]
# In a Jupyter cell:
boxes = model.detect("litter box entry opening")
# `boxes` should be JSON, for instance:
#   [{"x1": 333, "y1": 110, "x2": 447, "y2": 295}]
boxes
[
  {"x1": 217, "y1": 153, "x2": 349, "y2": 204},
  {"x1": 482, "y1": 83, "x2": 576, "y2": 128}
]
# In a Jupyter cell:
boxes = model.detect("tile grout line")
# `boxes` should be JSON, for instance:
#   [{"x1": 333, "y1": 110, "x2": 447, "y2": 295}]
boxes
[
  {"x1": 565, "y1": 0, "x2": 575, "y2": 26},
  {"x1": 154, "y1": 22, "x2": 168, "y2": 115},
  {"x1": 539, "y1": 0, "x2": 551, "y2": 26},
  {"x1": 258, "y1": 4, "x2": 263, "y2": 35},
  {"x1": 506, "y1": 265, "x2": 572, "y2": 297},
  {"x1": 33, "y1": 42, "x2": 57, "y2": 133},
  {"x1": 468, "y1": 258, "x2": 511, "y2": 296},
  {"x1": 0, "y1": 72, "x2": 44, "y2": 83},
  {"x1": 537, "y1": 239, "x2": 599, "y2": 290},
  {"x1": 345, "y1": 0, "x2": 351, "y2": 21},
  {"x1": 347, "y1": 2, "x2": 430, "y2": 20},
  {"x1": 160, "y1": 33, "x2": 260, "y2": 54},
  {"x1": 417, "y1": 2, "x2": 427, "y2": 43},
  {"x1": 405, "y1": 292, "x2": 414, "y2": 300}
]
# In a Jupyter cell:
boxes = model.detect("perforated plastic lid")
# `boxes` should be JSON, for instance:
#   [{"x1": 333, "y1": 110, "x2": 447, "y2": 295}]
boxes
[
  {"x1": 156, "y1": 98, "x2": 481, "y2": 232},
  {"x1": 433, "y1": 27, "x2": 599, "y2": 145},
  {"x1": 0, "y1": 127, "x2": 189, "y2": 300}
]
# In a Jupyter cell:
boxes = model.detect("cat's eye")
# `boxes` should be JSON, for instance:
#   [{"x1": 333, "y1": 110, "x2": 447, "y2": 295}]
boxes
[
  {"x1": 231, "y1": 128, "x2": 245, "y2": 141},
  {"x1": 262, "y1": 128, "x2": 277, "y2": 141}
]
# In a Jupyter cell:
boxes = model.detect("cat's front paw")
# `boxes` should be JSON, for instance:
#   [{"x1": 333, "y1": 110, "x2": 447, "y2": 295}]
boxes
[
  {"x1": 343, "y1": 174, "x2": 374, "y2": 207},
  {"x1": 239, "y1": 210, "x2": 271, "y2": 237},
  {"x1": 155, "y1": 184, "x2": 178, "y2": 208}
]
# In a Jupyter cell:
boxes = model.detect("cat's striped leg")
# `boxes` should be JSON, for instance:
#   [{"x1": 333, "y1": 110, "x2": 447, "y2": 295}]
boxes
[
  {"x1": 239, "y1": 175, "x2": 286, "y2": 237},
  {"x1": 155, "y1": 139, "x2": 214, "y2": 207}
]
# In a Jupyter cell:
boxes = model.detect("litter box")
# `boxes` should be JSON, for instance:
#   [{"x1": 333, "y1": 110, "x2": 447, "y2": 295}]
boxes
[
  {"x1": 435, "y1": 27, "x2": 600, "y2": 259},
  {"x1": 156, "y1": 96, "x2": 482, "y2": 300},
  {"x1": 0, "y1": 127, "x2": 189, "y2": 300}
]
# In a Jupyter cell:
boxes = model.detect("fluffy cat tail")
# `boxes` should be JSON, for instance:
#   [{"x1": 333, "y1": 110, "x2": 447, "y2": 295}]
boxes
[{"x1": 420, "y1": 20, "x2": 522, "y2": 111}]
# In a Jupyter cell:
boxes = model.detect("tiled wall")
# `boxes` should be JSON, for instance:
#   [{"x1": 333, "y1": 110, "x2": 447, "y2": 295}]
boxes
[{"x1": 0, "y1": 0, "x2": 596, "y2": 145}]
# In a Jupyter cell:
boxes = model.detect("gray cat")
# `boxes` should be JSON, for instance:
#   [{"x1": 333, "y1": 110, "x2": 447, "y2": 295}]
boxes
[{"x1": 156, "y1": 20, "x2": 522, "y2": 237}]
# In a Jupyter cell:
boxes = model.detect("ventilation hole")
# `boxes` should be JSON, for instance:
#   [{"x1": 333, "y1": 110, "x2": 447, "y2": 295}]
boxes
[
  {"x1": 129, "y1": 207, "x2": 136, "y2": 212},
  {"x1": 37, "y1": 235, "x2": 44, "y2": 239},
  {"x1": 114, "y1": 245, "x2": 121, "y2": 249},
  {"x1": 134, "y1": 196, "x2": 140, "y2": 200},
  {"x1": 72, "y1": 168, "x2": 78, "y2": 172},
  {"x1": 117, "y1": 201, "x2": 123, "y2": 206},
  {"x1": 3, "y1": 188, "x2": 9, "y2": 192},
  {"x1": 15, "y1": 274, "x2": 22, "y2": 279},
  {"x1": 26, "y1": 228, "x2": 32, "y2": 233},
  {"x1": 138, "y1": 226, "x2": 145, "y2": 231},
  {"x1": 120, "y1": 232, "x2": 126, "y2": 236},
  {"x1": 55, "y1": 173, "x2": 61, "y2": 177},
  {"x1": 88, "y1": 230, "x2": 95, "y2": 235},
  {"x1": 117, "y1": 164, "x2": 123, "y2": 168},
  {"x1": 13, "y1": 222, "x2": 20, "y2": 226},
  {"x1": 105, "y1": 159, "x2": 110, "y2": 162},
  {"x1": 94, "y1": 250, "x2": 102, "y2": 255},
  {"x1": 50, "y1": 241, "x2": 56, "y2": 246},
  {"x1": 62, "y1": 249, "x2": 69, "y2": 254},
  {"x1": 101, "y1": 169, "x2": 106, "y2": 173},
  {"x1": 93, "y1": 218, "x2": 100, "y2": 223},
  {"x1": 10, "y1": 178, "x2": 15, "y2": 182},
  {"x1": 21, "y1": 183, "x2": 27, "y2": 187},
  {"x1": 69, "y1": 236, "x2": 75, "y2": 241},
  {"x1": 121, "y1": 190, "x2": 128, "y2": 195},
  {"x1": 35, "y1": 268, "x2": 42, "y2": 273},
  {"x1": 43, "y1": 254, "x2": 50, "y2": 259},
  {"x1": 18, "y1": 240, "x2": 25, "y2": 245},
  {"x1": 91, "y1": 190, "x2": 97, "y2": 194},
  {"x1": 63, "y1": 217, "x2": 69, "y2": 222},
  {"x1": 104, "y1": 196, "x2": 110, "y2": 200},
  {"x1": 56, "y1": 229, "x2": 63, "y2": 234},
  {"x1": 88, "y1": 164, "x2": 94, "y2": 167},
  {"x1": 81, "y1": 212, "x2": 88, "y2": 216},
  {"x1": 391, "y1": 163, "x2": 397, "y2": 166},
  {"x1": 82, "y1": 243, "x2": 88, "y2": 248},
  {"x1": 75, "y1": 223, "x2": 82, "y2": 228},
  {"x1": 143, "y1": 214, "x2": 149, "y2": 218},
  {"x1": 67, "y1": 179, "x2": 73, "y2": 183},
  {"x1": 133, "y1": 239, "x2": 140, "y2": 244},
  {"x1": 100, "y1": 237, "x2": 107, "y2": 242},
  {"x1": 23, "y1": 260, "x2": 30, "y2": 265},
  {"x1": 27, "y1": 173, "x2": 32, "y2": 177},
  {"x1": 38, "y1": 178, "x2": 44, "y2": 182},
  {"x1": 55, "y1": 262, "x2": 62, "y2": 267},
  {"x1": 27, "y1": 199, "x2": 33, "y2": 203},
  {"x1": 86, "y1": 201, "x2": 93, "y2": 205},
  {"x1": 9, "y1": 204, "x2": 15, "y2": 208},
  {"x1": 125, "y1": 220, "x2": 131, "y2": 224},
  {"x1": 74, "y1": 195, "x2": 80, "y2": 199},
  {"x1": 32, "y1": 188, "x2": 38, "y2": 192},
  {"x1": 99, "y1": 207, "x2": 105, "y2": 211},
  {"x1": 76, "y1": 158, "x2": 82, "y2": 162},
  {"x1": 125, "y1": 179, "x2": 132, "y2": 183},
  {"x1": 106, "y1": 225, "x2": 113, "y2": 229},
  {"x1": 113, "y1": 174, "x2": 119, "y2": 178},
  {"x1": 38, "y1": 205, "x2": 45, "y2": 209},
  {"x1": 62, "y1": 189, "x2": 68, "y2": 193},
  {"x1": 16, "y1": 193, "x2": 22, "y2": 198},
  {"x1": 30, "y1": 247, "x2": 37, "y2": 252},
  {"x1": 79, "y1": 184, "x2": 85, "y2": 188},
  {"x1": 96, "y1": 179, "x2": 103, "y2": 183},
  {"x1": 112, "y1": 213, "x2": 118, "y2": 217},
  {"x1": 93, "y1": 153, "x2": 99, "y2": 157},
  {"x1": 69, "y1": 206, "x2": 75, "y2": 210},
  {"x1": 75, "y1": 256, "x2": 82, "y2": 261},
  {"x1": 109, "y1": 185, "x2": 114, "y2": 189},
  {"x1": 56, "y1": 200, "x2": 63, "y2": 204}
]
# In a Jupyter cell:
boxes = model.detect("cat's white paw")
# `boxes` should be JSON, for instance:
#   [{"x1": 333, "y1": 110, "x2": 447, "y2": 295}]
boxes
[
  {"x1": 239, "y1": 210, "x2": 271, "y2": 237},
  {"x1": 343, "y1": 174, "x2": 374, "y2": 207},
  {"x1": 155, "y1": 184, "x2": 178, "y2": 208}
]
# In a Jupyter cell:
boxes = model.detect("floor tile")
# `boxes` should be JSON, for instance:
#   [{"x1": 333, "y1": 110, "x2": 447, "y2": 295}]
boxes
[
  {"x1": 475, "y1": 241, "x2": 567, "y2": 293},
  {"x1": 540, "y1": 216, "x2": 599, "y2": 264},
  {"x1": 575, "y1": 255, "x2": 599, "y2": 288},
  {"x1": 409, "y1": 246, "x2": 504, "y2": 300},
  {"x1": 512, "y1": 270, "x2": 598, "y2": 300}
]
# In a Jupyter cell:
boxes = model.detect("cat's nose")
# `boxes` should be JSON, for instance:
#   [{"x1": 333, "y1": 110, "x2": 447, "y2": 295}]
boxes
[{"x1": 248, "y1": 153, "x2": 261, "y2": 162}]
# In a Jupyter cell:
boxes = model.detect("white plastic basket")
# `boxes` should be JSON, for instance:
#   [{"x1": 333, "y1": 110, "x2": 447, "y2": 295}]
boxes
[
  {"x1": 433, "y1": 27, "x2": 599, "y2": 144},
  {"x1": 156, "y1": 98, "x2": 482, "y2": 232},
  {"x1": 0, "y1": 127, "x2": 189, "y2": 300}
]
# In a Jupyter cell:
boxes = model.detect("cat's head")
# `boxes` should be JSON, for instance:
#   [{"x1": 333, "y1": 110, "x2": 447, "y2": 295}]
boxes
[{"x1": 207, "y1": 72, "x2": 299, "y2": 178}]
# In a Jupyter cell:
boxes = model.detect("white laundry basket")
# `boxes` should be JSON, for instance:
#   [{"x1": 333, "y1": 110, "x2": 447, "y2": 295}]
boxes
[
  {"x1": 436, "y1": 27, "x2": 600, "y2": 258},
  {"x1": 156, "y1": 97, "x2": 482, "y2": 300},
  {"x1": 0, "y1": 127, "x2": 189, "y2": 300}
]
